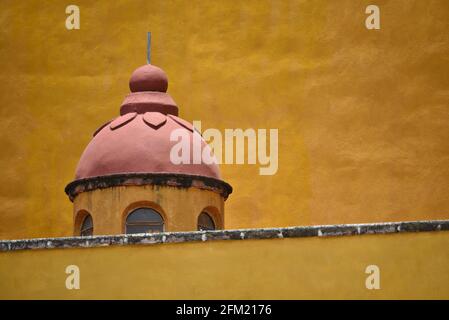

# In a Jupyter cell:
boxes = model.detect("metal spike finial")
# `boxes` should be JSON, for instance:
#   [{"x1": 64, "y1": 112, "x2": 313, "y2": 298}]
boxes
[{"x1": 147, "y1": 32, "x2": 151, "y2": 64}]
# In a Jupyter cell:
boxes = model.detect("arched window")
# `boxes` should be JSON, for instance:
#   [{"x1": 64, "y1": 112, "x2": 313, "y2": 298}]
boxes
[
  {"x1": 80, "y1": 214, "x2": 93, "y2": 236},
  {"x1": 197, "y1": 212, "x2": 215, "y2": 231},
  {"x1": 126, "y1": 207, "x2": 164, "y2": 234}
]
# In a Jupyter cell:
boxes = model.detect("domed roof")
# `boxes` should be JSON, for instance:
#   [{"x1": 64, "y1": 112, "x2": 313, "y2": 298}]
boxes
[{"x1": 74, "y1": 64, "x2": 221, "y2": 180}]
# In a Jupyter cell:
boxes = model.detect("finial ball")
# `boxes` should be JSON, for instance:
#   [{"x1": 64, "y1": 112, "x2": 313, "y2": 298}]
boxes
[{"x1": 129, "y1": 64, "x2": 168, "y2": 93}]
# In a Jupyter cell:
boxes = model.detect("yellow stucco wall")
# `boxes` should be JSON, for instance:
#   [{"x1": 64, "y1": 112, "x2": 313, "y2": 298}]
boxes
[
  {"x1": 1, "y1": 231, "x2": 448, "y2": 299},
  {"x1": 73, "y1": 185, "x2": 224, "y2": 235},
  {"x1": 1, "y1": 0, "x2": 449, "y2": 239}
]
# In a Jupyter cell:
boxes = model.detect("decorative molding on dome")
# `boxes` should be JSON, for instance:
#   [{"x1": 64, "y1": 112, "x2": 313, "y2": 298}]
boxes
[
  {"x1": 109, "y1": 112, "x2": 137, "y2": 130},
  {"x1": 65, "y1": 173, "x2": 233, "y2": 202},
  {"x1": 168, "y1": 114, "x2": 194, "y2": 132},
  {"x1": 120, "y1": 91, "x2": 178, "y2": 116},
  {"x1": 93, "y1": 119, "x2": 113, "y2": 137},
  {"x1": 143, "y1": 112, "x2": 167, "y2": 129},
  {"x1": 93, "y1": 112, "x2": 196, "y2": 133}
]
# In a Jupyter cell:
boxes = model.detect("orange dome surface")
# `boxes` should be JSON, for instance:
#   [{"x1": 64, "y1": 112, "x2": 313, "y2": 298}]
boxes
[{"x1": 74, "y1": 64, "x2": 221, "y2": 180}]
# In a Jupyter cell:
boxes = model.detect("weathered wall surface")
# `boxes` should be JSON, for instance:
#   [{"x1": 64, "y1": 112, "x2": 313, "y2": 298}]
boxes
[
  {"x1": 1, "y1": 231, "x2": 449, "y2": 299},
  {"x1": 0, "y1": 0, "x2": 449, "y2": 239}
]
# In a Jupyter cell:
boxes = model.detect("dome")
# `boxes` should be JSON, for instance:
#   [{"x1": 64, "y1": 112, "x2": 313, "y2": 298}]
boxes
[
  {"x1": 75, "y1": 112, "x2": 220, "y2": 179},
  {"x1": 74, "y1": 64, "x2": 221, "y2": 180}
]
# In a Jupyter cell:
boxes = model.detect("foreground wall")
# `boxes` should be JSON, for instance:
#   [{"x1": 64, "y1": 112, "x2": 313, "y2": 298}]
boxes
[{"x1": 1, "y1": 221, "x2": 448, "y2": 299}]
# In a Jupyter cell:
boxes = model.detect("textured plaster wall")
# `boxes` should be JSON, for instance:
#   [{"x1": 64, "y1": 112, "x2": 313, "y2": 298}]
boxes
[
  {"x1": 0, "y1": 0, "x2": 449, "y2": 239},
  {"x1": 1, "y1": 231, "x2": 449, "y2": 299}
]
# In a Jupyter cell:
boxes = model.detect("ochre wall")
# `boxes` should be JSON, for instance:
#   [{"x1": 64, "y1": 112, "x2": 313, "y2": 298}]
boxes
[
  {"x1": 1, "y1": 0, "x2": 449, "y2": 239},
  {"x1": 1, "y1": 231, "x2": 449, "y2": 299},
  {"x1": 74, "y1": 185, "x2": 224, "y2": 235}
]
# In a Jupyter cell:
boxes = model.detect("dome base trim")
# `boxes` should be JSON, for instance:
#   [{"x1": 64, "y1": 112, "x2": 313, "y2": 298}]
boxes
[
  {"x1": 120, "y1": 91, "x2": 179, "y2": 116},
  {"x1": 65, "y1": 173, "x2": 233, "y2": 202}
]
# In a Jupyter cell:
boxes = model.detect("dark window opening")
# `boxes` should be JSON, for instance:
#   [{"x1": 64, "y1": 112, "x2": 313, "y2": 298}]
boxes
[
  {"x1": 80, "y1": 215, "x2": 93, "y2": 236},
  {"x1": 126, "y1": 207, "x2": 164, "y2": 234},
  {"x1": 197, "y1": 212, "x2": 216, "y2": 231}
]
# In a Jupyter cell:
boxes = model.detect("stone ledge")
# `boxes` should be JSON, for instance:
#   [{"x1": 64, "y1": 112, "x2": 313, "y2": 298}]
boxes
[
  {"x1": 65, "y1": 173, "x2": 233, "y2": 202},
  {"x1": 1, "y1": 219, "x2": 449, "y2": 252}
]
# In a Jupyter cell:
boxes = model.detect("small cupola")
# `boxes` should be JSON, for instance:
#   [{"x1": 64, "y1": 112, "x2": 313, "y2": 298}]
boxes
[{"x1": 65, "y1": 63, "x2": 232, "y2": 236}]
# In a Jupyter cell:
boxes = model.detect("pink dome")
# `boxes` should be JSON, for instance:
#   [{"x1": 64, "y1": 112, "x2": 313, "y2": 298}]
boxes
[
  {"x1": 74, "y1": 64, "x2": 221, "y2": 180},
  {"x1": 75, "y1": 112, "x2": 220, "y2": 179}
]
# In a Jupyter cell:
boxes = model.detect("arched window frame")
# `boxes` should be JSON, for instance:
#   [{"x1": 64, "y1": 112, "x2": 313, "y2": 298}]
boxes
[
  {"x1": 80, "y1": 215, "x2": 93, "y2": 236},
  {"x1": 197, "y1": 211, "x2": 216, "y2": 231},
  {"x1": 123, "y1": 201, "x2": 166, "y2": 234},
  {"x1": 74, "y1": 210, "x2": 93, "y2": 237}
]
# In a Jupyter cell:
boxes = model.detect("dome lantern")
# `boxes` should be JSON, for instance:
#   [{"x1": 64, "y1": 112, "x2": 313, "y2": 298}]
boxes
[{"x1": 65, "y1": 60, "x2": 232, "y2": 236}]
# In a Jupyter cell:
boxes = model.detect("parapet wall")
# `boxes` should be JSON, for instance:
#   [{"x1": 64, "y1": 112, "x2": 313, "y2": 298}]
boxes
[
  {"x1": 1, "y1": 220, "x2": 449, "y2": 299},
  {"x1": 1, "y1": 219, "x2": 448, "y2": 252}
]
